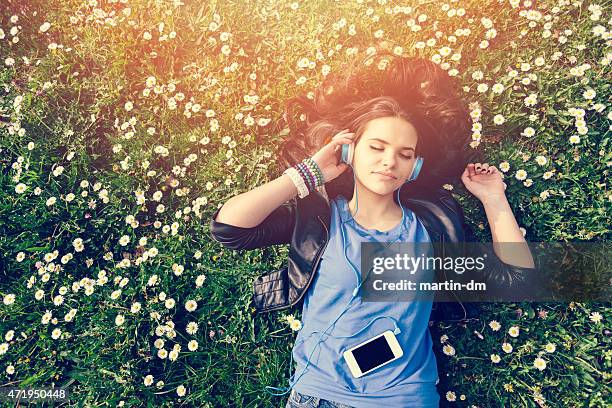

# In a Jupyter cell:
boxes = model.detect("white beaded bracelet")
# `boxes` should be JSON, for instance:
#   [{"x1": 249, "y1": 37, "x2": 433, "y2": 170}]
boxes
[{"x1": 283, "y1": 167, "x2": 310, "y2": 198}]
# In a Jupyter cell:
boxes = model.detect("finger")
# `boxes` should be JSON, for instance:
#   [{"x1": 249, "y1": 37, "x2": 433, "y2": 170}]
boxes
[
  {"x1": 332, "y1": 130, "x2": 347, "y2": 139},
  {"x1": 461, "y1": 166, "x2": 471, "y2": 181},
  {"x1": 333, "y1": 136, "x2": 354, "y2": 145},
  {"x1": 467, "y1": 163, "x2": 476, "y2": 177},
  {"x1": 482, "y1": 163, "x2": 490, "y2": 171},
  {"x1": 487, "y1": 165, "x2": 498, "y2": 174},
  {"x1": 474, "y1": 162, "x2": 482, "y2": 173},
  {"x1": 326, "y1": 137, "x2": 349, "y2": 149},
  {"x1": 332, "y1": 133, "x2": 354, "y2": 143},
  {"x1": 327, "y1": 137, "x2": 353, "y2": 154},
  {"x1": 334, "y1": 129, "x2": 351, "y2": 138},
  {"x1": 327, "y1": 130, "x2": 347, "y2": 143}
]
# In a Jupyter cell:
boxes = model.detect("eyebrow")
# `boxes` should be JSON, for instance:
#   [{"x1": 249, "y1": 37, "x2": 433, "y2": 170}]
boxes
[{"x1": 367, "y1": 138, "x2": 415, "y2": 151}]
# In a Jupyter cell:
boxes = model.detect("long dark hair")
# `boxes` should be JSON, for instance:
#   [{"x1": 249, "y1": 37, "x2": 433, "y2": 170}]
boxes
[{"x1": 277, "y1": 51, "x2": 472, "y2": 198}]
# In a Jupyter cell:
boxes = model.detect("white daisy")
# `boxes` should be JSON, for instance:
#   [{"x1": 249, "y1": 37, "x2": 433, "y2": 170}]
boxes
[
  {"x1": 290, "y1": 319, "x2": 303, "y2": 331},
  {"x1": 144, "y1": 375, "x2": 154, "y2": 386},
  {"x1": 446, "y1": 391, "x2": 456, "y2": 401},
  {"x1": 15, "y1": 183, "x2": 27, "y2": 194},
  {"x1": 3, "y1": 294, "x2": 15, "y2": 306},
  {"x1": 589, "y1": 311, "x2": 603, "y2": 323},
  {"x1": 115, "y1": 314, "x2": 125, "y2": 326},
  {"x1": 533, "y1": 357, "x2": 547, "y2": 371},
  {"x1": 185, "y1": 300, "x2": 198, "y2": 312},
  {"x1": 442, "y1": 344, "x2": 456, "y2": 356},
  {"x1": 188, "y1": 340, "x2": 199, "y2": 351},
  {"x1": 489, "y1": 320, "x2": 501, "y2": 331},
  {"x1": 515, "y1": 170, "x2": 527, "y2": 181}
]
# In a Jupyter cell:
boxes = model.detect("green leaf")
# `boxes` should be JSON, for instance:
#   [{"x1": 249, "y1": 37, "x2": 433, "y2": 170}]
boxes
[
  {"x1": 21, "y1": 371, "x2": 45, "y2": 386},
  {"x1": 66, "y1": 370, "x2": 89, "y2": 382},
  {"x1": 527, "y1": 306, "x2": 536, "y2": 319},
  {"x1": 24, "y1": 246, "x2": 49, "y2": 251}
]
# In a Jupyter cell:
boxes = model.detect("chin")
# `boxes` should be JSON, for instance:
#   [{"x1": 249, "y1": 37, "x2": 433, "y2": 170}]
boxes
[{"x1": 364, "y1": 180, "x2": 399, "y2": 196}]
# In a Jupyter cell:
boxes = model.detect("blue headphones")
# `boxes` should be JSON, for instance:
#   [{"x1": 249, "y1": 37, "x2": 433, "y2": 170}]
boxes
[{"x1": 266, "y1": 139, "x2": 424, "y2": 397}]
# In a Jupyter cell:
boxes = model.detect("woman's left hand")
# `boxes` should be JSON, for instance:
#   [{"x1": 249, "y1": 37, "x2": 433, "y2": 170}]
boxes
[{"x1": 461, "y1": 162, "x2": 507, "y2": 205}]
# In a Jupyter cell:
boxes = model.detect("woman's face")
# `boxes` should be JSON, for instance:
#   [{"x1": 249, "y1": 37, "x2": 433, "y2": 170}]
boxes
[{"x1": 352, "y1": 116, "x2": 419, "y2": 196}]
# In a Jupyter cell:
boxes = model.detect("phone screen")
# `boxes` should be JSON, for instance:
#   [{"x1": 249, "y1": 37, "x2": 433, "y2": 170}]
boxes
[{"x1": 351, "y1": 335, "x2": 395, "y2": 373}]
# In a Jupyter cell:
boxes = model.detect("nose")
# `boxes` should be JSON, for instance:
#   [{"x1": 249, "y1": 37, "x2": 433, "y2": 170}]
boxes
[{"x1": 381, "y1": 151, "x2": 398, "y2": 168}]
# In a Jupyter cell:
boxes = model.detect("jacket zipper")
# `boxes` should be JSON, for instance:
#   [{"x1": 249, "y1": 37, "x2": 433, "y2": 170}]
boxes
[{"x1": 261, "y1": 215, "x2": 330, "y2": 313}]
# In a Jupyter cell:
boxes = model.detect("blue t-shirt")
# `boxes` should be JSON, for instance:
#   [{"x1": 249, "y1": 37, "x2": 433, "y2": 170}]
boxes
[{"x1": 291, "y1": 195, "x2": 440, "y2": 408}]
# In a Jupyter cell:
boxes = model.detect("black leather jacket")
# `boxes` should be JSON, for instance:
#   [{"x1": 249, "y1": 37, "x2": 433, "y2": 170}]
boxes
[{"x1": 210, "y1": 185, "x2": 532, "y2": 323}]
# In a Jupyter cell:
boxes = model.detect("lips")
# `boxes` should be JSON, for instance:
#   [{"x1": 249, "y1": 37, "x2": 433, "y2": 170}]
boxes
[{"x1": 374, "y1": 171, "x2": 397, "y2": 179}]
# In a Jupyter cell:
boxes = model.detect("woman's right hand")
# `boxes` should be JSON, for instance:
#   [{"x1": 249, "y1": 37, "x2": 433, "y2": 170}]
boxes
[{"x1": 311, "y1": 128, "x2": 355, "y2": 184}]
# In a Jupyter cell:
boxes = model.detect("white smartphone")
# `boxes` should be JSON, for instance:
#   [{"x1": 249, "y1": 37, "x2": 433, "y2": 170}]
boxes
[{"x1": 342, "y1": 330, "x2": 404, "y2": 378}]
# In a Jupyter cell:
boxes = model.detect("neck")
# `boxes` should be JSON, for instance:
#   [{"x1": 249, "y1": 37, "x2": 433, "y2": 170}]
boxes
[{"x1": 347, "y1": 182, "x2": 402, "y2": 222}]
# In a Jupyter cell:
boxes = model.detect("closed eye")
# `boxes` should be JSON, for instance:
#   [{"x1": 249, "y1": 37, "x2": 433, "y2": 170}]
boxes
[{"x1": 370, "y1": 146, "x2": 413, "y2": 159}]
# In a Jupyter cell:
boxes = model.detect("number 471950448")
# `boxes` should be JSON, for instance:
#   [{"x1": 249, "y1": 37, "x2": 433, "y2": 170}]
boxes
[{"x1": 0, "y1": 387, "x2": 69, "y2": 402}]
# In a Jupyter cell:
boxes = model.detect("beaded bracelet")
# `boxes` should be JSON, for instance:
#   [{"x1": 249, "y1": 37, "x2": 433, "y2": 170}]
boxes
[
  {"x1": 283, "y1": 167, "x2": 309, "y2": 198},
  {"x1": 283, "y1": 158, "x2": 325, "y2": 199},
  {"x1": 295, "y1": 162, "x2": 315, "y2": 191},
  {"x1": 304, "y1": 158, "x2": 324, "y2": 187},
  {"x1": 293, "y1": 163, "x2": 312, "y2": 192}
]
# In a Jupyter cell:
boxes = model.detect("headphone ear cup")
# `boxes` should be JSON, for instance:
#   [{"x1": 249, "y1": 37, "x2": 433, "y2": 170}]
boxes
[
  {"x1": 341, "y1": 143, "x2": 354, "y2": 166},
  {"x1": 406, "y1": 156, "x2": 424, "y2": 182}
]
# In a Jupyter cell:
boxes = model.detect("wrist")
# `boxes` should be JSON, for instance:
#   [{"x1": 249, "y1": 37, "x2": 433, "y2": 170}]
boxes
[{"x1": 480, "y1": 193, "x2": 509, "y2": 208}]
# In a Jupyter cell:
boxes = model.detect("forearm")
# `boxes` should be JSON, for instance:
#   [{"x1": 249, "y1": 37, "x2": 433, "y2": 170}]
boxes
[
  {"x1": 214, "y1": 173, "x2": 298, "y2": 228},
  {"x1": 481, "y1": 196, "x2": 535, "y2": 268}
]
